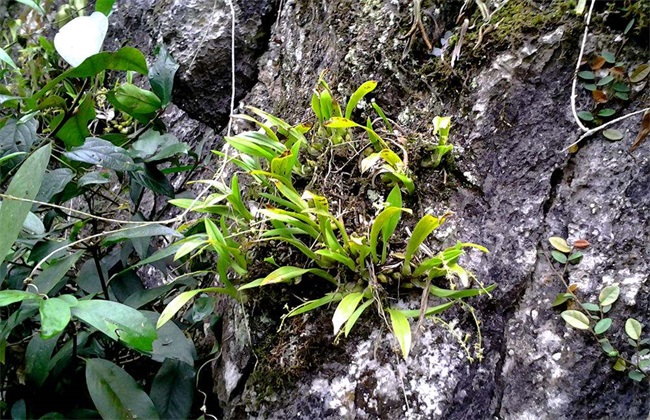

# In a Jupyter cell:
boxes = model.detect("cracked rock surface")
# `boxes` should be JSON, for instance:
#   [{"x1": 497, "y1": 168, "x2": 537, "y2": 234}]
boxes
[{"x1": 108, "y1": 0, "x2": 649, "y2": 418}]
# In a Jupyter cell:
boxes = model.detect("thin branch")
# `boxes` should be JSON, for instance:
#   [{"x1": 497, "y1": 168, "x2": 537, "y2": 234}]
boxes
[
  {"x1": 563, "y1": 107, "x2": 650, "y2": 151},
  {"x1": 570, "y1": 0, "x2": 596, "y2": 132}
]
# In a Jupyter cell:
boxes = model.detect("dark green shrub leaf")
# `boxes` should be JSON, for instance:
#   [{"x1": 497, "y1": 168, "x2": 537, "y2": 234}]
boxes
[
  {"x1": 190, "y1": 296, "x2": 216, "y2": 323},
  {"x1": 601, "y1": 51, "x2": 615, "y2": 63},
  {"x1": 32, "y1": 251, "x2": 83, "y2": 295},
  {"x1": 130, "y1": 164, "x2": 175, "y2": 197},
  {"x1": 149, "y1": 45, "x2": 179, "y2": 107},
  {"x1": 577, "y1": 111, "x2": 594, "y2": 121},
  {"x1": 611, "y1": 83, "x2": 630, "y2": 93},
  {"x1": 594, "y1": 318, "x2": 612, "y2": 335},
  {"x1": 0, "y1": 144, "x2": 50, "y2": 263},
  {"x1": 582, "y1": 84, "x2": 596, "y2": 91},
  {"x1": 85, "y1": 358, "x2": 159, "y2": 419},
  {"x1": 625, "y1": 318, "x2": 642, "y2": 340},
  {"x1": 567, "y1": 251, "x2": 583, "y2": 264},
  {"x1": 561, "y1": 310, "x2": 590, "y2": 330},
  {"x1": 150, "y1": 359, "x2": 194, "y2": 420},
  {"x1": 0, "y1": 119, "x2": 37, "y2": 160},
  {"x1": 603, "y1": 129, "x2": 623, "y2": 141},
  {"x1": 143, "y1": 312, "x2": 196, "y2": 366},
  {"x1": 113, "y1": 83, "x2": 162, "y2": 115},
  {"x1": 39, "y1": 298, "x2": 71, "y2": 339},
  {"x1": 64, "y1": 138, "x2": 137, "y2": 171},
  {"x1": 55, "y1": 96, "x2": 95, "y2": 148},
  {"x1": 71, "y1": 300, "x2": 157, "y2": 351},
  {"x1": 551, "y1": 251, "x2": 567, "y2": 264},
  {"x1": 25, "y1": 334, "x2": 60, "y2": 387},
  {"x1": 36, "y1": 168, "x2": 74, "y2": 203},
  {"x1": 614, "y1": 91, "x2": 629, "y2": 100},
  {"x1": 77, "y1": 171, "x2": 111, "y2": 187},
  {"x1": 597, "y1": 75, "x2": 614, "y2": 86}
]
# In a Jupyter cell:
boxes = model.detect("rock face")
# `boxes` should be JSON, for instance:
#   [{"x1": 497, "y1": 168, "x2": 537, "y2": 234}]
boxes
[{"x1": 107, "y1": 0, "x2": 649, "y2": 418}]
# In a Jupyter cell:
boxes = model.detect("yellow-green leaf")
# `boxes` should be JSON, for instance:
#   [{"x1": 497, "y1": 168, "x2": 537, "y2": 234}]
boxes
[
  {"x1": 548, "y1": 236, "x2": 571, "y2": 253},
  {"x1": 387, "y1": 308, "x2": 412, "y2": 359},
  {"x1": 625, "y1": 318, "x2": 642, "y2": 340},
  {"x1": 345, "y1": 80, "x2": 377, "y2": 119},
  {"x1": 332, "y1": 292, "x2": 364, "y2": 335},
  {"x1": 561, "y1": 310, "x2": 590, "y2": 330}
]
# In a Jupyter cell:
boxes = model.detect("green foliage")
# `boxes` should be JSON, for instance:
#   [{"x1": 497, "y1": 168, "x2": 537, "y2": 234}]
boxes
[
  {"x1": 548, "y1": 236, "x2": 648, "y2": 381},
  {"x1": 0, "y1": 6, "x2": 207, "y2": 418}
]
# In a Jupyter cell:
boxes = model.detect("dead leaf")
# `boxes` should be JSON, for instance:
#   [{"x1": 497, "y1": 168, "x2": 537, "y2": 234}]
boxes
[
  {"x1": 630, "y1": 110, "x2": 650, "y2": 152},
  {"x1": 573, "y1": 239, "x2": 590, "y2": 249},
  {"x1": 610, "y1": 66, "x2": 626, "y2": 78},
  {"x1": 592, "y1": 90, "x2": 608, "y2": 103},
  {"x1": 568, "y1": 284, "x2": 578, "y2": 293},
  {"x1": 591, "y1": 56, "x2": 606, "y2": 70}
]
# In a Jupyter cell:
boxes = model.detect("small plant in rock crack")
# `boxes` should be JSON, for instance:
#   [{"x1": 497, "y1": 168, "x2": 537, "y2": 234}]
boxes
[
  {"x1": 547, "y1": 236, "x2": 648, "y2": 381},
  {"x1": 159, "y1": 79, "x2": 495, "y2": 362}
]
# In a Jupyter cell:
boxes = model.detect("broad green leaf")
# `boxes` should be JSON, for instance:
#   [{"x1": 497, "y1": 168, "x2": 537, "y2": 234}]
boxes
[
  {"x1": 39, "y1": 298, "x2": 71, "y2": 339},
  {"x1": 95, "y1": 0, "x2": 116, "y2": 15},
  {"x1": 625, "y1": 318, "x2": 642, "y2": 340},
  {"x1": 387, "y1": 308, "x2": 411, "y2": 359},
  {"x1": 561, "y1": 310, "x2": 590, "y2": 330},
  {"x1": 0, "y1": 201, "x2": 43, "y2": 235},
  {"x1": 64, "y1": 138, "x2": 137, "y2": 171},
  {"x1": 143, "y1": 312, "x2": 196, "y2": 366},
  {"x1": 113, "y1": 83, "x2": 162, "y2": 115},
  {"x1": 0, "y1": 144, "x2": 50, "y2": 263},
  {"x1": 78, "y1": 171, "x2": 111, "y2": 187},
  {"x1": 345, "y1": 80, "x2": 377, "y2": 119},
  {"x1": 332, "y1": 292, "x2": 364, "y2": 335},
  {"x1": 598, "y1": 283, "x2": 619, "y2": 307},
  {"x1": 157, "y1": 287, "x2": 231, "y2": 328},
  {"x1": 150, "y1": 359, "x2": 194, "y2": 420},
  {"x1": 548, "y1": 237, "x2": 571, "y2": 253},
  {"x1": 33, "y1": 252, "x2": 84, "y2": 295},
  {"x1": 56, "y1": 96, "x2": 95, "y2": 148},
  {"x1": 149, "y1": 45, "x2": 179, "y2": 107},
  {"x1": 102, "y1": 224, "x2": 180, "y2": 246},
  {"x1": 130, "y1": 164, "x2": 175, "y2": 197},
  {"x1": 123, "y1": 277, "x2": 195, "y2": 309},
  {"x1": 0, "y1": 119, "x2": 37, "y2": 163},
  {"x1": 344, "y1": 299, "x2": 373, "y2": 337},
  {"x1": 71, "y1": 300, "x2": 157, "y2": 351},
  {"x1": 25, "y1": 334, "x2": 60, "y2": 387},
  {"x1": 594, "y1": 318, "x2": 612, "y2": 335},
  {"x1": 403, "y1": 214, "x2": 445, "y2": 274},
  {"x1": 603, "y1": 129, "x2": 623, "y2": 141},
  {"x1": 36, "y1": 168, "x2": 75, "y2": 203},
  {"x1": 86, "y1": 358, "x2": 160, "y2": 420}
]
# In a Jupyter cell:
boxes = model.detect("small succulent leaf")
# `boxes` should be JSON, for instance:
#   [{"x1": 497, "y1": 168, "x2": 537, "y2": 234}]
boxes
[
  {"x1": 561, "y1": 310, "x2": 590, "y2": 330},
  {"x1": 625, "y1": 318, "x2": 642, "y2": 340},
  {"x1": 594, "y1": 318, "x2": 612, "y2": 335},
  {"x1": 599, "y1": 283, "x2": 620, "y2": 307}
]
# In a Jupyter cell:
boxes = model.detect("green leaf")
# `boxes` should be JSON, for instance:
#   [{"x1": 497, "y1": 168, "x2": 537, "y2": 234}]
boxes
[
  {"x1": 130, "y1": 164, "x2": 175, "y2": 197},
  {"x1": 625, "y1": 318, "x2": 642, "y2": 341},
  {"x1": 324, "y1": 116, "x2": 359, "y2": 129},
  {"x1": 603, "y1": 129, "x2": 623, "y2": 141},
  {"x1": 387, "y1": 308, "x2": 411, "y2": 359},
  {"x1": 0, "y1": 290, "x2": 38, "y2": 306},
  {"x1": 614, "y1": 91, "x2": 629, "y2": 101},
  {"x1": 0, "y1": 48, "x2": 18, "y2": 70},
  {"x1": 370, "y1": 206, "x2": 404, "y2": 262},
  {"x1": 548, "y1": 237, "x2": 571, "y2": 253},
  {"x1": 561, "y1": 310, "x2": 590, "y2": 330},
  {"x1": 577, "y1": 71, "x2": 595, "y2": 80},
  {"x1": 582, "y1": 302, "x2": 600, "y2": 312},
  {"x1": 143, "y1": 311, "x2": 196, "y2": 366},
  {"x1": 113, "y1": 83, "x2": 162, "y2": 116},
  {"x1": 344, "y1": 299, "x2": 373, "y2": 337},
  {"x1": 629, "y1": 64, "x2": 650, "y2": 83},
  {"x1": 577, "y1": 111, "x2": 594, "y2": 121},
  {"x1": 551, "y1": 251, "x2": 567, "y2": 264},
  {"x1": 102, "y1": 224, "x2": 181, "y2": 246},
  {"x1": 78, "y1": 171, "x2": 111, "y2": 187},
  {"x1": 628, "y1": 370, "x2": 645, "y2": 382},
  {"x1": 149, "y1": 359, "x2": 194, "y2": 420},
  {"x1": 612, "y1": 357, "x2": 626, "y2": 371},
  {"x1": 0, "y1": 144, "x2": 50, "y2": 263},
  {"x1": 39, "y1": 298, "x2": 71, "y2": 339},
  {"x1": 611, "y1": 83, "x2": 630, "y2": 93},
  {"x1": 314, "y1": 249, "x2": 356, "y2": 271},
  {"x1": 64, "y1": 138, "x2": 137, "y2": 171},
  {"x1": 56, "y1": 96, "x2": 95, "y2": 148},
  {"x1": 256, "y1": 266, "x2": 334, "y2": 287},
  {"x1": 551, "y1": 293, "x2": 573, "y2": 307},
  {"x1": 36, "y1": 168, "x2": 75, "y2": 203},
  {"x1": 597, "y1": 75, "x2": 614, "y2": 86},
  {"x1": 597, "y1": 108, "x2": 616, "y2": 117},
  {"x1": 71, "y1": 300, "x2": 157, "y2": 351},
  {"x1": 599, "y1": 283, "x2": 619, "y2": 306},
  {"x1": 598, "y1": 338, "x2": 617, "y2": 356},
  {"x1": 157, "y1": 287, "x2": 231, "y2": 329},
  {"x1": 332, "y1": 292, "x2": 364, "y2": 335},
  {"x1": 25, "y1": 334, "x2": 60, "y2": 387},
  {"x1": 429, "y1": 284, "x2": 496, "y2": 299},
  {"x1": 0, "y1": 118, "x2": 37, "y2": 161},
  {"x1": 600, "y1": 51, "x2": 615, "y2": 63},
  {"x1": 15, "y1": 0, "x2": 45, "y2": 14},
  {"x1": 582, "y1": 84, "x2": 596, "y2": 91},
  {"x1": 33, "y1": 251, "x2": 84, "y2": 295},
  {"x1": 403, "y1": 214, "x2": 445, "y2": 274},
  {"x1": 95, "y1": 0, "x2": 116, "y2": 15},
  {"x1": 594, "y1": 318, "x2": 612, "y2": 335},
  {"x1": 345, "y1": 80, "x2": 377, "y2": 119},
  {"x1": 286, "y1": 293, "x2": 342, "y2": 318},
  {"x1": 575, "y1": 0, "x2": 586, "y2": 14},
  {"x1": 85, "y1": 358, "x2": 160, "y2": 420},
  {"x1": 149, "y1": 45, "x2": 179, "y2": 107}
]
